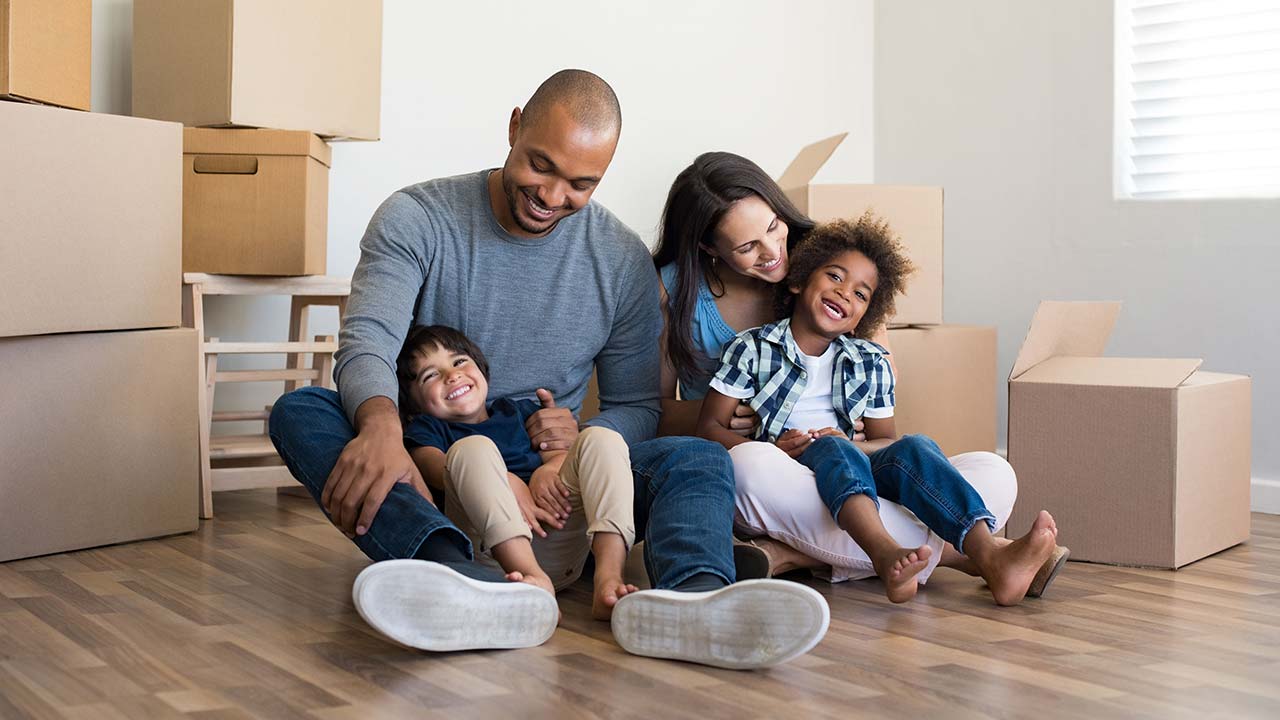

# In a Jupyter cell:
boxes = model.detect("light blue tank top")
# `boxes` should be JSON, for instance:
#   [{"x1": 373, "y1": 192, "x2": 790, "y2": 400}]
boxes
[{"x1": 659, "y1": 263, "x2": 739, "y2": 400}]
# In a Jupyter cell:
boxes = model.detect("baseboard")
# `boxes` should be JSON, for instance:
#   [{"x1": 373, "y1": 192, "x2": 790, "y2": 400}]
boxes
[{"x1": 1253, "y1": 477, "x2": 1280, "y2": 515}]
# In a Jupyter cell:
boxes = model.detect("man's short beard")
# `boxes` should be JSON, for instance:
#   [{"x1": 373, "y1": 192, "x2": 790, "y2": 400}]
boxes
[{"x1": 503, "y1": 176, "x2": 559, "y2": 236}]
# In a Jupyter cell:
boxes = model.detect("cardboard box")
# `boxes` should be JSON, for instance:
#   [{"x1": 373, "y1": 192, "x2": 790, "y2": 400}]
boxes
[
  {"x1": 182, "y1": 128, "x2": 330, "y2": 276},
  {"x1": 887, "y1": 325, "x2": 997, "y2": 456},
  {"x1": 1006, "y1": 301, "x2": 1251, "y2": 568},
  {"x1": 132, "y1": 0, "x2": 382, "y2": 140},
  {"x1": 0, "y1": 0, "x2": 91, "y2": 110},
  {"x1": 0, "y1": 102, "x2": 181, "y2": 338},
  {"x1": 778, "y1": 133, "x2": 943, "y2": 326},
  {"x1": 0, "y1": 329, "x2": 200, "y2": 562}
]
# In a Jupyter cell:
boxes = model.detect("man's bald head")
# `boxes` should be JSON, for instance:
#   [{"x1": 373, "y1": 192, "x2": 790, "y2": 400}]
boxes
[{"x1": 519, "y1": 69, "x2": 621, "y2": 137}]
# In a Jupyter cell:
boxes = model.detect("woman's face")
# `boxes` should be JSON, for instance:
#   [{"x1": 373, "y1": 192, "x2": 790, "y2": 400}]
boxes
[{"x1": 703, "y1": 195, "x2": 789, "y2": 284}]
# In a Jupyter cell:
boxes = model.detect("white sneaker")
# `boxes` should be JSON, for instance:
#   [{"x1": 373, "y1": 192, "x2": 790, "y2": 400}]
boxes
[
  {"x1": 610, "y1": 579, "x2": 830, "y2": 670},
  {"x1": 353, "y1": 559, "x2": 558, "y2": 651}
]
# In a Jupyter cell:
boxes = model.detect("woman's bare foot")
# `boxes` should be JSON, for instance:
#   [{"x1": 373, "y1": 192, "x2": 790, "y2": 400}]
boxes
[
  {"x1": 592, "y1": 575, "x2": 638, "y2": 620},
  {"x1": 975, "y1": 511, "x2": 1057, "y2": 606},
  {"x1": 871, "y1": 545, "x2": 932, "y2": 603}
]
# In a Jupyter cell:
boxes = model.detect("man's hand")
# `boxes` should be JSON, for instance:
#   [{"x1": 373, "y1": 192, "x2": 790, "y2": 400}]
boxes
[
  {"x1": 525, "y1": 388, "x2": 579, "y2": 453},
  {"x1": 321, "y1": 399, "x2": 419, "y2": 538},
  {"x1": 529, "y1": 462, "x2": 572, "y2": 520},
  {"x1": 729, "y1": 401, "x2": 759, "y2": 437},
  {"x1": 508, "y1": 473, "x2": 560, "y2": 537},
  {"x1": 775, "y1": 428, "x2": 814, "y2": 459}
]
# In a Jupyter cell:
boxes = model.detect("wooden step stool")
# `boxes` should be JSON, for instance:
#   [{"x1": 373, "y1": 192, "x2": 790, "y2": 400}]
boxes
[{"x1": 182, "y1": 273, "x2": 351, "y2": 518}]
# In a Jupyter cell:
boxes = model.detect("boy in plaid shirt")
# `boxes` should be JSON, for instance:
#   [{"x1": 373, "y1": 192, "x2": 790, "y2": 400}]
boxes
[{"x1": 698, "y1": 214, "x2": 1062, "y2": 606}]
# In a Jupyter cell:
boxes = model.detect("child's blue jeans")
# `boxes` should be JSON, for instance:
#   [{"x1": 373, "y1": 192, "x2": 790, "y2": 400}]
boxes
[{"x1": 798, "y1": 434, "x2": 996, "y2": 551}]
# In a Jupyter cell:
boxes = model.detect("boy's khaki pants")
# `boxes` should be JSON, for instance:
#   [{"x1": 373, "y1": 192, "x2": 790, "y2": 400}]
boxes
[{"x1": 442, "y1": 426, "x2": 635, "y2": 590}]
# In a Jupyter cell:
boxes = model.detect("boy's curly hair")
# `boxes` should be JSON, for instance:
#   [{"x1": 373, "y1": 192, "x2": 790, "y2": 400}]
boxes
[{"x1": 775, "y1": 211, "x2": 916, "y2": 338}]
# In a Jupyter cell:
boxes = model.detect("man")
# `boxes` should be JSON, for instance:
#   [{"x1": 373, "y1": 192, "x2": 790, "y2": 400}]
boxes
[{"x1": 269, "y1": 70, "x2": 829, "y2": 669}]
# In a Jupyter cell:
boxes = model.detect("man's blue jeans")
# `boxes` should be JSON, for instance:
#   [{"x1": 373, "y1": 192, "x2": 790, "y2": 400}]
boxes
[
  {"x1": 268, "y1": 387, "x2": 736, "y2": 588},
  {"x1": 798, "y1": 434, "x2": 996, "y2": 551}
]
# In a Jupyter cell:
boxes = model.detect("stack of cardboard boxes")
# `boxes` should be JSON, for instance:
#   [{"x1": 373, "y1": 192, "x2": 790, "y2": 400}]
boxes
[
  {"x1": 131, "y1": 0, "x2": 383, "y2": 275},
  {"x1": 1, "y1": 1, "x2": 198, "y2": 562},
  {"x1": 778, "y1": 134, "x2": 998, "y2": 457}
]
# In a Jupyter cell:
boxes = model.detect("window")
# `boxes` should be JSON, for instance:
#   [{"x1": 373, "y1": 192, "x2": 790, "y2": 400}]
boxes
[{"x1": 1115, "y1": 0, "x2": 1280, "y2": 199}]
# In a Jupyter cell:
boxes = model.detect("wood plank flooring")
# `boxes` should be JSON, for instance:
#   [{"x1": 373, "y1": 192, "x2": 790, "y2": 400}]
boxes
[{"x1": 2, "y1": 490, "x2": 1278, "y2": 719}]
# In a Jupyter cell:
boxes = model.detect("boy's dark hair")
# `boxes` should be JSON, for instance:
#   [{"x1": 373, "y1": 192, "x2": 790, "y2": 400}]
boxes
[
  {"x1": 775, "y1": 212, "x2": 916, "y2": 338},
  {"x1": 395, "y1": 325, "x2": 490, "y2": 417}
]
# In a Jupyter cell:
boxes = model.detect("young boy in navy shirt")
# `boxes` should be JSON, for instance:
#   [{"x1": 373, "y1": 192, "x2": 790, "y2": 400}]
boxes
[
  {"x1": 698, "y1": 214, "x2": 1064, "y2": 606},
  {"x1": 397, "y1": 325, "x2": 637, "y2": 619}
]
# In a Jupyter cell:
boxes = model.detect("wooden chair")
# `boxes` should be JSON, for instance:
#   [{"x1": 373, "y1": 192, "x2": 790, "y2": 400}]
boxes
[{"x1": 182, "y1": 273, "x2": 351, "y2": 518}]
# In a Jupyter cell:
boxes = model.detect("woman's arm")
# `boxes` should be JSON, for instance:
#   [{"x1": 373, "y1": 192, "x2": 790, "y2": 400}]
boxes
[
  {"x1": 656, "y1": 281, "x2": 759, "y2": 437},
  {"x1": 696, "y1": 390, "x2": 754, "y2": 451}
]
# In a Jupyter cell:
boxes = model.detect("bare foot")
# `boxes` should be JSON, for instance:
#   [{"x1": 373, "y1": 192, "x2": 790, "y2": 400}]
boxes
[
  {"x1": 872, "y1": 545, "x2": 932, "y2": 603},
  {"x1": 592, "y1": 575, "x2": 638, "y2": 621},
  {"x1": 980, "y1": 511, "x2": 1057, "y2": 606},
  {"x1": 505, "y1": 569, "x2": 556, "y2": 598}
]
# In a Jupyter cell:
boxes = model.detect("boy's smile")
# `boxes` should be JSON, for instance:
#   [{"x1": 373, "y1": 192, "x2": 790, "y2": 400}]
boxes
[
  {"x1": 789, "y1": 249, "x2": 879, "y2": 355},
  {"x1": 407, "y1": 345, "x2": 490, "y2": 424}
]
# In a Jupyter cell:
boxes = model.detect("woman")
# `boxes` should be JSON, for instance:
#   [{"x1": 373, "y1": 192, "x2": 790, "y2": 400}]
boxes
[{"x1": 652, "y1": 151, "x2": 1066, "y2": 593}]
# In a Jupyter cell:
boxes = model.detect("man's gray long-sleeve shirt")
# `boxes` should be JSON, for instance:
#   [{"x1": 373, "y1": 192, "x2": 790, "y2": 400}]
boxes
[{"x1": 334, "y1": 170, "x2": 661, "y2": 446}]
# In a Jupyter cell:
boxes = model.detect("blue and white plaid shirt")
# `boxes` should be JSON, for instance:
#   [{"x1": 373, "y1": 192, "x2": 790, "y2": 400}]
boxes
[{"x1": 709, "y1": 318, "x2": 895, "y2": 443}]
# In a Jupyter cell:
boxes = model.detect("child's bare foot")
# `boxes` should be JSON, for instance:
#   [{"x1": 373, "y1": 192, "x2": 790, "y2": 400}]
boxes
[
  {"x1": 505, "y1": 569, "x2": 556, "y2": 598},
  {"x1": 592, "y1": 575, "x2": 638, "y2": 621},
  {"x1": 871, "y1": 545, "x2": 932, "y2": 603},
  {"x1": 979, "y1": 511, "x2": 1057, "y2": 606}
]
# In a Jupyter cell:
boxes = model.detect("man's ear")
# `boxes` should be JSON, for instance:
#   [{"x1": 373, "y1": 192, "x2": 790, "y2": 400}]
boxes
[{"x1": 507, "y1": 107, "x2": 522, "y2": 148}]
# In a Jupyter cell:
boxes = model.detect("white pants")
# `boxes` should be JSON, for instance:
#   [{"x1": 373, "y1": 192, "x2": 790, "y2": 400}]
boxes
[{"x1": 729, "y1": 442, "x2": 1017, "y2": 583}]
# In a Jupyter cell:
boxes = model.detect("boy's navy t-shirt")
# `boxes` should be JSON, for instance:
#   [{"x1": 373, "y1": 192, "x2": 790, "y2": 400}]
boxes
[{"x1": 403, "y1": 397, "x2": 543, "y2": 481}]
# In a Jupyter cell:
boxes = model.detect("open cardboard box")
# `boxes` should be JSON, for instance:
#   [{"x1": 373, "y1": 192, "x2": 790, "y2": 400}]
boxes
[
  {"x1": 183, "y1": 128, "x2": 331, "y2": 275},
  {"x1": 0, "y1": 0, "x2": 91, "y2": 110},
  {"x1": 888, "y1": 325, "x2": 996, "y2": 456},
  {"x1": 1006, "y1": 301, "x2": 1251, "y2": 568},
  {"x1": 132, "y1": 0, "x2": 382, "y2": 140},
  {"x1": 778, "y1": 133, "x2": 943, "y2": 326}
]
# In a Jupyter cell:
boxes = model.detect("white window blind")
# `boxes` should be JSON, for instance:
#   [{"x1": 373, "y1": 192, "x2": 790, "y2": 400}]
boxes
[{"x1": 1116, "y1": 0, "x2": 1280, "y2": 198}]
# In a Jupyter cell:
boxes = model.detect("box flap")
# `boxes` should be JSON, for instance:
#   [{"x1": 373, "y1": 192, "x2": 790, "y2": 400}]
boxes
[
  {"x1": 777, "y1": 132, "x2": 847, "y2": 190},
  {"x1": 182, "y1": 127, "x2": 332, "y2": 167},
  {"x1": 1015, "y1": 356, "x2": 1203, "y2": 388},
  {"x1": 1009, "y1": 301, "x2": 1121, "y2": 380}
]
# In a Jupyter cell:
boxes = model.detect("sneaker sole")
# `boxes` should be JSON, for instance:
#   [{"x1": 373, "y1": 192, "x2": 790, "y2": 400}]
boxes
[
  {"x1": 610, "y1": 579, "x2": 830, "y2": 670},
  {"x1": 352, "y1": 559, "x2": 558, "y2": 651}
]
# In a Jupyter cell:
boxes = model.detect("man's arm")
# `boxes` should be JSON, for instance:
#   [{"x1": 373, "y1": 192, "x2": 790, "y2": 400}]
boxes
[
  {"x1": 582, "y1": 252, "x2": 662, "y2": 445},
  {"x1": 334, "y1": 191, "x2": 432, "y2": 424},
  {"x1": 323, "y1": 192, "x2": 434, "y2": 536}
]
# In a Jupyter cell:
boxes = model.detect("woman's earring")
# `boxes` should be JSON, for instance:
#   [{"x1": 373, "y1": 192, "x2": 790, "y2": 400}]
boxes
[{"x1": 709, "y1": 256, "x2": 718, "y2": 267}]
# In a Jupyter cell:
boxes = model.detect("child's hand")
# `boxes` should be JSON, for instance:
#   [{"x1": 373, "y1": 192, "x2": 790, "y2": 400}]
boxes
[
  {"x1": 813, "y1": 427, "x2": 848, "y2": 441},
  {"x1": 529, "y1": 464, "x2": 573, "y2": 520},
  {"x1": 775, "y1": 429, "x2": 813, "y2": 459},
  {"x1": 508, "y1": 473, "x2": 560, "y2": 537}
]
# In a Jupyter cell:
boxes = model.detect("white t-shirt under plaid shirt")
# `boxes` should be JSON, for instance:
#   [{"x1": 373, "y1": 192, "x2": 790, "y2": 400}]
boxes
[{"x1": 709, "y1": 318, "x2": 895, "y2": 443}]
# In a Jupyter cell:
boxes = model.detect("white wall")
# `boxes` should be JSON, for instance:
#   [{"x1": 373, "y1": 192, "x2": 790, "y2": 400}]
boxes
[
  {"x1": 874, "y1": 1, "x2": 1280, "y2": 495},
  {"x1": 91, "y1": 0, "x2": 875, "y2": 431}
]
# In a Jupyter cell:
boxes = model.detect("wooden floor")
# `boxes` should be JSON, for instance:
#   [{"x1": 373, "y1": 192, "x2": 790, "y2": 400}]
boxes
[{"x1": 2, "y1": 492, "x2": 1278, "y2": 720}]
